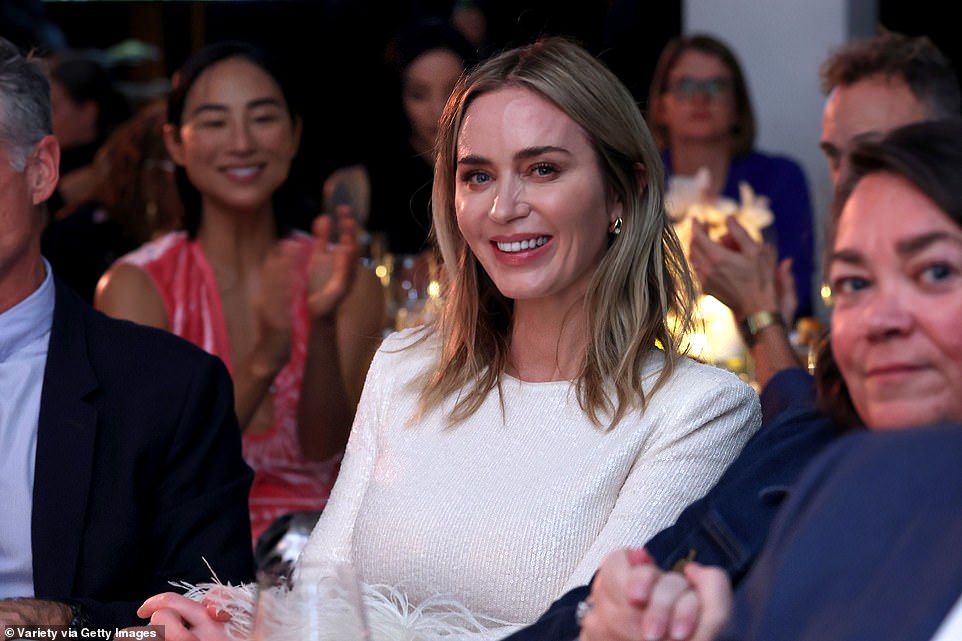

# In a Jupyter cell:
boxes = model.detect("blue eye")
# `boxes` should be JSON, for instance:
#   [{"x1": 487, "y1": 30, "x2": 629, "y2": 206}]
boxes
[
  {"x1": 832, "y1": 275, "x2": 869, "y2": 295},
  {"x1": 531, "y1": 163, "x2": 556, "y2": 177},
  {"x1": 462, "y1": 170, "x2": 490, "y2": 185},
  {"x1": 921, "y1": 262, "x2": 953, "y2": 283}
]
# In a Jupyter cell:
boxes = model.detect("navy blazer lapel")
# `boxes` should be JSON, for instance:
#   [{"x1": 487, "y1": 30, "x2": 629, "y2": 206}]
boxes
[{"x1": 32, "y1": 280, "x2": 99, "y2": 597}]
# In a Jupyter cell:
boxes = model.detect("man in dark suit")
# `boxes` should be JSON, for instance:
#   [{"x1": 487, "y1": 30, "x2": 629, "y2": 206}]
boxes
[{"x1": 0, "y1": 37, "x2": 254, "y2": 632}]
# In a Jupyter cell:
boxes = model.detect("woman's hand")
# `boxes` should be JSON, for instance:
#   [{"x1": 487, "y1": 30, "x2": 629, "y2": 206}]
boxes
[
  {"x1": 306, "y1": 205, "x2": 359, "y2": 321},
  {"x1": 579, "y1": 548, "x2": 732, "y2": 641},
  {"x1": 252, "y1": 240, "x2": 299, "y2": 378},
  {"x1": 688, "y1": 216, "x2": 779, "y2": 320},
  {"x1": 137, "y1": 592, "x2": 233, "y2": 641}
]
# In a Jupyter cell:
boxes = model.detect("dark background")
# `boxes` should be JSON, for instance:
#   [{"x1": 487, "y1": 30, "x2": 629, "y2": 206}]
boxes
[
  {"x1": 5, "y1": 0, "x2": 959, "y2": 205},
  {"x1": 15, "y1": 1, "x2": 682, "y2": 188}
]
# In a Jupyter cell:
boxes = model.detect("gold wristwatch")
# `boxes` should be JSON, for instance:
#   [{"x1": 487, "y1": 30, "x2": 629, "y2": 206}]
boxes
[{"x1": 740, "y1": 310, "x2": 783, "y2": 347}]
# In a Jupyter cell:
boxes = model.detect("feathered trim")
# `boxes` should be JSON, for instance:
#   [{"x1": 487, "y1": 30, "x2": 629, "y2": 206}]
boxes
[{"x1": 172, "y1": 567, "x2": 517, "y2": 641}]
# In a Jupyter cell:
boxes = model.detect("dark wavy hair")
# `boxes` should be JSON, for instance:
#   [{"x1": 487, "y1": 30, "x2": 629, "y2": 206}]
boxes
[
  {"x1": 819, "y1": 28, "x2": 960, "y2": 119},
  {"x1": 166, "y1": 40, "x2": 308, "y2": 238},
  {"x1": 380, "y1": 17, "x2": 479, "y2": 141}
]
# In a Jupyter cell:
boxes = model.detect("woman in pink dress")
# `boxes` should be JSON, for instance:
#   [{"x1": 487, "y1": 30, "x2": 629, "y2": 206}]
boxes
[{"x1": 95, "y1": 41, "x2": 385, "y2": 543}]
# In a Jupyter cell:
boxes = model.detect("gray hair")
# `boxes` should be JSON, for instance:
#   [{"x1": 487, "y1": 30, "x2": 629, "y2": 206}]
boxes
[{"x1": 0, "y1": 37, "x2": 52, "y2": 171}]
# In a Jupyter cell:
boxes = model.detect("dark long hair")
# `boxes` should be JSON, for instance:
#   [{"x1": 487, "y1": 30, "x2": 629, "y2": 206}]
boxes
[{"x1": 167, "y1": 40, "x2": 309, "y2": 238}]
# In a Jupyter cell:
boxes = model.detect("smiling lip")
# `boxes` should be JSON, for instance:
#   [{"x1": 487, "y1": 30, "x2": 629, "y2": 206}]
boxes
[
  {"x1": 494, "y1": 235, "x2": 549, "y2": 253},
  {"x1": 489, "y1": 235, "x2": 551, "y2": 264},
  {"x1": 221, "y1": 165, "x2": 264, "y2": 182},
  {"x1": 865, "y1": 363, "x2": 925, "y2": 381}
]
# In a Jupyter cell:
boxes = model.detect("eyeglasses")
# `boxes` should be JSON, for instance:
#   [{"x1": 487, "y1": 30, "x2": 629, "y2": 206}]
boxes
[{"x1": 666, "y1": 76, "x2": 733, "y2": 99}]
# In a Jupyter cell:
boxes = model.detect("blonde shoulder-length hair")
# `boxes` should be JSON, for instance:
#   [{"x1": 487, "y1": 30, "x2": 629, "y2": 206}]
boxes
[{"x1": 417, "y1": 35, "x2": 696, "y2": 428}]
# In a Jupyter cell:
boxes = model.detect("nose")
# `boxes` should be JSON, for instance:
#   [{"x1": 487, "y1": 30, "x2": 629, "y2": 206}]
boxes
[
  {"x1": 228, "y1": 118, "x2": 256, "y2": 154},
  {"x1": 488, "y1": 176, "x2": 530, "y2": 224},
  {"x1": 863, "y1": 285, "x2": 914, "y2": 340}
]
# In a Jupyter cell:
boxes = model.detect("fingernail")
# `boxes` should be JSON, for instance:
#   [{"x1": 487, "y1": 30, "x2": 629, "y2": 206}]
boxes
[
  {"x1": 644, "y1": 618, "x2": 666, "y2": 641},
  {"x1": 670, "y1": 620, "x2": 691, "y2": 640}
]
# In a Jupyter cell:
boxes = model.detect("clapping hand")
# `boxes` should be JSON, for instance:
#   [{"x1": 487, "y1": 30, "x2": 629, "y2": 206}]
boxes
[
  {"x1": 252, "y1": 240, "x2": 299, "y2": 378},
  {"x1": 306, "y1": 204, "x2": 359, "y2": 321},
  {"x1": 688, "y1": 215, "x2": 793, "y2": 321}
]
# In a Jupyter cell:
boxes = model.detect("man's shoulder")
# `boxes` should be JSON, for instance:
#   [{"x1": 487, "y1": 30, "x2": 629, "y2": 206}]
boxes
[{"x1": 54, "y1": 282, "x2": 224, "y2": 374}]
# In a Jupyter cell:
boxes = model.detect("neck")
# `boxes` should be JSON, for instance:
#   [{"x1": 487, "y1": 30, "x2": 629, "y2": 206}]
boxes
[
  {"x1": 507, "y1": 298, "x2": 589, "y2": 382},
  {"x1": 0, "y1": 252, "x2": 46, "y2": 315},
  {"x1": 197, "y1": 204, "x2": 278, "y2": 281}
]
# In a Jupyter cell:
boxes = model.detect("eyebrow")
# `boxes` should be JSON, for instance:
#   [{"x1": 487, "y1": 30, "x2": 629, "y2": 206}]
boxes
[
  {"x1": 188, "y1": 97, "x2": 285, "y2": 118},
  {"x1": 896, "y1": 230, "x2": 962, "y2": 255},
  {"x1": 457, "y1": 145, "x2": 571, "y2": 167},
  {"x1": 830, "y1": 230, "x2": 962, "y2": 266}
]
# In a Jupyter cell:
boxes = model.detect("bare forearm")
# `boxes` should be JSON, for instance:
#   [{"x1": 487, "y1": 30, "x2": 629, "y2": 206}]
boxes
[
  {"x1": 750, "y1": 325, "x2": 802, "y2": 390},
  {"x1": 297, "y1": 318, "x2": 354, "y2": 461},
  {"x1": 232, "y1": 357, "x2": 282, "y2": 432}
]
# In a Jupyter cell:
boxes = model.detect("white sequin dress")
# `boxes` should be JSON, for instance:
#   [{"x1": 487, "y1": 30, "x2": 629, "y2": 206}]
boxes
[{"x1": 294, "y1": 328, "x2": 762, "y2": 639}]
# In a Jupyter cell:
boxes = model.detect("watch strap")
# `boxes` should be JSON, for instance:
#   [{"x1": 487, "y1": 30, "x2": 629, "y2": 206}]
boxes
[{"x1": 740, "y1": 310, "x2": 783, "y2": 347}]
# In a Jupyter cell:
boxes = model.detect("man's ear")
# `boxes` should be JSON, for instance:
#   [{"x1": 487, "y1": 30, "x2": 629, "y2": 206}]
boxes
[{"x1": 27, "y1": 135, "x2": 60, "y2": 205}]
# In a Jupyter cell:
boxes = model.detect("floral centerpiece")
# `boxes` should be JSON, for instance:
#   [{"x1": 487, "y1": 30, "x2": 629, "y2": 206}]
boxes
[{"x1": 665, "y1": 167, "x2": 775, "y2": 381}]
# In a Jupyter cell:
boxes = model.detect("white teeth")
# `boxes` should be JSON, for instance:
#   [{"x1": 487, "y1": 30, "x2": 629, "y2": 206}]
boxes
[
  {"x1": 225, "y1": 166, "x2": 259, "y2": 177},
  {"x1": 496, "y1": 236, "x2": 548, "y2": 253}
]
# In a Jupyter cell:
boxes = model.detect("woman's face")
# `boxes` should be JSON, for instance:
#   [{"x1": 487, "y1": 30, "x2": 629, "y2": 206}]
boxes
[
  {"x1": 657, "y1": 49, "x2": 736, "y2": 145},
  {"x1": 402, "y1": 48, "x2": 464, "y2": 153},
  {"x1": 165, "y1": 57, "x2": 300, "y2": 217},
  {"x1": 454, "y1": 86, "x2": 619, "y2": 309},
  {"x1": 828, "y1": 172, "x2": 962, "y2": 429}
]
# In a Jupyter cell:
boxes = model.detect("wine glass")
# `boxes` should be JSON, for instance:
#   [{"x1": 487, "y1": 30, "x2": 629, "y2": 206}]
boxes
[
  {"x1": 250, "y1": 562, "x2": 370, "y2": 641},
  {"x1": 391, "y1": 252, "x2": 442, "y2": 331}
]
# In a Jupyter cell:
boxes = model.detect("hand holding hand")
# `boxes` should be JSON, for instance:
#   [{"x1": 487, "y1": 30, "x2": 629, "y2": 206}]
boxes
[
  {"x1": 306, "y1": 205, "x2": 359, "y2": 321},
  {"x1": 579, "y1": 548, "x2": 731, "y2": 641},
  {"x1": 137, "y1": 592, "x2": 233, "y2": 641}
]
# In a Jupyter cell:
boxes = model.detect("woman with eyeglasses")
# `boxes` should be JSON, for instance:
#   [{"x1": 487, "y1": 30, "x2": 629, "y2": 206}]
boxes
[{"x1": 647, "y1": 33, "x2": 816, "y2": 320}]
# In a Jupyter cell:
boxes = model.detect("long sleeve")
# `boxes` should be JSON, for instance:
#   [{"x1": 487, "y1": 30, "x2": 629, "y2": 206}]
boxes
[{"x1": 561, "y1": 363, "x2": 760, "y2": 589}]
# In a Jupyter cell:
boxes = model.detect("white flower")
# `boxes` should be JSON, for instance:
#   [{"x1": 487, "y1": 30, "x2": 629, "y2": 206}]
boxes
[{"x1": 666, "y1": 167, "x2": 774, "y2": 243}]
